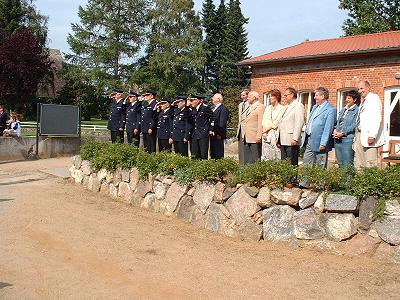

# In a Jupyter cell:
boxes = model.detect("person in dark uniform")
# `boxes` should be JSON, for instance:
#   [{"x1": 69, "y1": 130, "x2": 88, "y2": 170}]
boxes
[
  {"x1": 107, "y1": 88, "x2": 126, "y2": 143},
  {"x1": 171, "y1": 96, "x2": 192, "y2": 157},
  {"x1": 189, "y1": 94, "x2": 216, "y2": 160},
  {"x1": 140, "y1": 89, "x2": 158, "y2": 153},
  {"x1": 155, "y1": 97, "x2": 174, "y2": 152},
  {"x1": 210, "y1": 93, "x2": 230, "y2": 159},
  {"x1": 0, "y1": 105, "x2": 8, "y2": 134},
  {"x1": 124, "y1": 91, "x2": 142, "y2": 147}
]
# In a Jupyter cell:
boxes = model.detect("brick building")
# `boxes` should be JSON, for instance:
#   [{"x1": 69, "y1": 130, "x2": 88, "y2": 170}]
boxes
[{"x1": 239, "y1": 30, "x2": 400, "y2": 143}]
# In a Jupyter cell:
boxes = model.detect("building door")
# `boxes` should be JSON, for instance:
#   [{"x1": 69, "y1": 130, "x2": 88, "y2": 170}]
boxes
[{"x1": 384, "y1": 87, "x2": 400, "y2": 151}]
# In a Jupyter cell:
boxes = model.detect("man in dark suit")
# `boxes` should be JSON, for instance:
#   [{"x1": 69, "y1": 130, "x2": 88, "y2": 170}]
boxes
[
  {"x1": 140, "y1": 89, "x2": 158, "y2": 153},
  {"x1": 124, "y1": 91, "x2": 142, "y2": 147},
  {"x1": 171, "y1": 96, "x2": 192, "y2": 157},
  {"x1": 155, "y1": 97, "x2": 174, "y2": 152},
  {"x1": 107, "y1": 88, "x2": 125, "y2": 143},
  {"x1": 189, "y1": 94, "x2": 216, "y2": 160},
  {"x1": 210, "y1": 93, "x2": 229, "y2": 159},
  {"x1": 0, "y1": 105, "x2": 8, "y2": 134}
]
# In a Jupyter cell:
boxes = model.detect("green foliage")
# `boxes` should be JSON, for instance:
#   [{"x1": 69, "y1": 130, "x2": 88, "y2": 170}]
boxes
[
  {"x1": 155, "y1": 152, "x2": 191, "y2": 176},
  {"x1": 235, "y1": 159, "x2": 296, "y2": 188},
  {"x1": 80, "y1": 141, "x2": 106, "y2": 161},
  {"x1": 339, "y1": 0, "x2": 400, "y2": 36},
  {"x1": 132, "y1": 0, "x2": 205, "y2": 98}
]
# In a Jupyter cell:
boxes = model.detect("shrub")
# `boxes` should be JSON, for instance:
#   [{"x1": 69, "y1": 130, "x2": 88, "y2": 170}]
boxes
[
  {"x1": 135, "y1": 148, "x2": 159, "y2": 179},
  {"x1": 235, "y1": 159, "x2": 296, "y2": 188},
  {"x1": 80, "y1": 141, "x2": 106, "y2": 161},
  {"x1": 90, "y1": 143, "x2": 139, "y2": 170},
  {"x1": 155, "y1": 152, "x2": 191, "y2": 176}
]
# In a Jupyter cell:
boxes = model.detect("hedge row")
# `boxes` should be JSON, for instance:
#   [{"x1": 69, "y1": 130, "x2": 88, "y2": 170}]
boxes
[{"x1": 80, "y1": 142, "x2": 400, "y2": 217}]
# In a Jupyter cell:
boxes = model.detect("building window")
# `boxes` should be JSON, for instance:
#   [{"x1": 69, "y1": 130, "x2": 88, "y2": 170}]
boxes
[
  {"x1": 337, "y1": 88, "x2": 356, "y2": 114},
  {"x1": 298, "y1": 90, "x2": 315, "y2": 120},
  {"x1": 263, "y1": 92, "x2": 270, "y2": 106}
]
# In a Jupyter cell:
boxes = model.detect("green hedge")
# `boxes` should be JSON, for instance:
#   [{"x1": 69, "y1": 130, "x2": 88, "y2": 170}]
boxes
[{"x1": 80, "y1": 142, "x2": 400, "y2": 217}]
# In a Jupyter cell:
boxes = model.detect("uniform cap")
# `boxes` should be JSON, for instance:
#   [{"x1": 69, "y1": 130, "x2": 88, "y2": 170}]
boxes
[
  {"x1": 144, "y1": 89, "x2": 157, "y2": 96},
  {"x1": 112, "y1": 88, "x2": 124, "y2": 94},
  {"x1": 159, "y1": 97, "x2": 170, "y2": 104},
  {"x1": 129, "y1": 91, "x2": 140, "y2": 97},
  {"x1": 190, "y1": 93, "x2": 206, "y2": 100}
]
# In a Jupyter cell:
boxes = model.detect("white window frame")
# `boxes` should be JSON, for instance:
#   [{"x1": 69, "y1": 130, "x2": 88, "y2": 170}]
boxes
[
  {"x1": 298, "y1": 90, "x2": 315, "y2": 120},
  {"x1": 337, "y1": 88, "x2": 356, "y2": 116},
  {"x1": 263, "y1": 92, "x2": 270, "y2": 106}
]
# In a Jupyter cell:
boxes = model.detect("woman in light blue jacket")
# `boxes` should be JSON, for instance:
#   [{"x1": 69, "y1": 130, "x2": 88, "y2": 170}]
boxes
[{"x1": 333, "y1": 90, "x2": 360, "y2": 167}]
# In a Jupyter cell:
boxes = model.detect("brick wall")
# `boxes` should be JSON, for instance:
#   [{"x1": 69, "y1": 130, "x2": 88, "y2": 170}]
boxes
[{"x1": 250, "y1": 64, "x2": 400, "y2": 108}]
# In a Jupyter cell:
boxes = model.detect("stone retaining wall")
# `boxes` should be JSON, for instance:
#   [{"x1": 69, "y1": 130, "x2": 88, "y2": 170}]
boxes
[{"x1": 69, "y1": 156, "x2": 400, "y2": 263}]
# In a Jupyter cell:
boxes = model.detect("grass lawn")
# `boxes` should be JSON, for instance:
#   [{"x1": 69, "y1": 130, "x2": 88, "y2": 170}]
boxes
[{"x1": 81, "y1": 118, "x2": 107, "y2": 126}]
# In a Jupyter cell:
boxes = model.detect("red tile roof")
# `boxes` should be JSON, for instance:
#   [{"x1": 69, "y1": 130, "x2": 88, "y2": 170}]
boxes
[{"x1": 240, "y1": 30, "x2": 400, "y2": 65}]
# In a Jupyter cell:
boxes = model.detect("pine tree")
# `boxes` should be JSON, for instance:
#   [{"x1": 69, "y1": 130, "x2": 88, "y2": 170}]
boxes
[
  {"x1": 219, "y1": 0, "x2": 249, "y2": 89},
  {"x1": 201, "y1": 0, "x2": 218, "y2": 92},
  {"x1": 214, "y1": 0, "x2": 227, "y2": 91},
  {"x1": 67, "y1": 0, "x2": 150, "y2": 92},
  {"x1": 132, "y1": 0, "x2": 205, "y2": 98},
  {"x1": 0, "y1": 0, "x2": 24, "y2": 34}
]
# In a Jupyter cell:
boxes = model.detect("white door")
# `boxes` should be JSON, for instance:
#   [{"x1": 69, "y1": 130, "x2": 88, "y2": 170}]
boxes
[{"x1": 384, "y1": 87, "x2": 400, "y2": 153}]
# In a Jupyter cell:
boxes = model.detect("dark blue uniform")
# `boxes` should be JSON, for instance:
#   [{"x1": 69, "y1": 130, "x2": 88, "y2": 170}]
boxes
[
  {"x1": 172, "y1": 106, "x2": 191, "y2": 157},
  {"x1": 156, "y1": 107, "x2": 174, "y2": 152},
  {"x1": 140, "y1": 99, "x2": 158, "y2": 153},
  {"x1": 124, "y1": 100, "x2": 142, "y2": 147},
  {"x1": 210, "y1": 103, "x2": 230, "y2": 159},
  {"x1": 107, "y1": 99, "x2": 125, "y2": 143},
  {"x1": 190, "y1": 104, "x2": 216, "y2": 159}
]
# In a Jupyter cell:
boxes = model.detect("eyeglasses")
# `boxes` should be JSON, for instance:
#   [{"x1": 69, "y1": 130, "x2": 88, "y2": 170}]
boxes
[{"x1": 283, "y1": 93, "x2": 292, "y2": 97}]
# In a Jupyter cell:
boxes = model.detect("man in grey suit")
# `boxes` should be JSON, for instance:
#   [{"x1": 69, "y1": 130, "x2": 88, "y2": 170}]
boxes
[
  {"x1": 278, "y1": 87, "x2": 305, "y2": 166},
  {"x1": 237, "y1": 89, "x2": 249, "y2": 165}
]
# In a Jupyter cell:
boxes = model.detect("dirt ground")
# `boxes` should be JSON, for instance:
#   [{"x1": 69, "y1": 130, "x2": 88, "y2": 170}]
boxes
[{"x1": 0, "y1": 157, "x2": 399, "y2": 299}]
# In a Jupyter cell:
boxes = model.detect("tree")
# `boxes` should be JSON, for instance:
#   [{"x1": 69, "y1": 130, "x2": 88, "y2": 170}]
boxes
[
  {"x1": 0, "y1": 0, "x2": 24, "y2": 34},
  {"x1": 67, "y1": 0, "x2": 150, "y2": 93},
  {"x1": 213, "y1": 0, "x2": 227, "y2": 90},
  {"x1": 339, "y1": 0, "x2": 400, "y2": 35},
  {"x1": 132, "y1": 0, "x2": 205, "y2": 98},
  {"x1": 219, "y1": 0, "x2": 249, "y2": 89},
  {"x1": 201, "y1": 0, "x2": 218, "y2": 92},
  {"x1": 0, "y1": 28, "x2": 53, "y2": 110},
  {"x1": 0, "y1": 0, "x2": 48, "y2": 45}
]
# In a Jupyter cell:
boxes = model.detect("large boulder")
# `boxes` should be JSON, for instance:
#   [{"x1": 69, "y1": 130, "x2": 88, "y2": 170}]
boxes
[
  {"x1": 164, "y1": 182, "x2": 188, "y2": 214},
  {"x1": 129, "y1": 168, "x2": 140, "y2": 191},
  {"x1": 257, "y1": 187, "x2": 273, "y2": 208},
  {"x1": 74, "y1": 170, "x2": 83, "y2": 184},
  {"x1": 270, "y1": 188, "x2": 302, "y2": 206},
  {"x1": 293, "y1": 208, "x2": 325, "y2": 240},
  {"x1": 244, "y1": 185, "x2": 259, "y2": 197},
  {"x1": 153, "y1": 181, "x2": 168, "y2": 200},
  {"x1": 121, "y1": 169, "x2": 130, "y2": 182},
  {"x1": 344, "y1": 234, "x2": 381, "y2": 256},
  {"x1": 141, "y1": 193, "x2": 157, "y2": 211},
  {"x1": 80, "y1": 160, "x2": 92, "y2": 176},
  {"x1": 263, "y1": 205, "x2": 296, "y2": 242},
  {"x1": 321, "y1": 213, "x2": 357, "y2": 241},
  {"x1": 325, "y1": 194, "x2": 359, "y2": 213},
  {"x1": 176, "y1": 195, "x2": 196, "y2": 221},
  {"x1": 72, "y1": 155, "x2": 82, "y2": 169},
  {"x1": 189, "y1": 207, "x2": 206, "y2": 227},
  {"x1": 136, "y1": 180, "x2": 152, "y2": 198},
  {"x1": 205, "y1": 203, "x2": 232, "y2": 233},
  {"x1": 213, "y1": 182, "x2": 226, "y2": 204},
  {"x1": 359, "y1": 197, "x2": 378, "y2": 231},
  {"x1": 109, "y1": 184, "x2": 118, "y2": 199},
  {"x1": 299, "y1": 191, "x2": 320, "y2": 209},
  {"x1": 225, "y1": 187, "x2": 261, "y2": 224},
  {"x1": 373, "y1": 200, "x2": 400, "y2": 246},
  {"x1": 193, "y1": 182, "x2": 215, "y2": 214},
  {"x1": 88, "y1": 173, "x2": 100, "y2": 192},
  {"x1": 314, "y1": 193, "x2": 325, "y2": 213},
  {"x1": 112, "y1": 168, "x2": 123, "y2": 186},
  {"x1": 231, "y1": 219, "x2": 263, "y2": 241},
  {"x1": 118, "y1": 182, "x2": 132, "y2": 203},
  {"x1": 100, "y1": 181, "x2": 109, "y2": 195},
  {"x1": 97, "y1": 168, "x2": 108, "y2": 182},
  {"x1": 222, "y1": 187, "x2": 237, "y2": 202}
]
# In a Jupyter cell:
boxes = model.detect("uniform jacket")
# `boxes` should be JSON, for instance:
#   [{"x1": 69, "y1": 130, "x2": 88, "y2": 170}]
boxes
[
  {"x1": 191, "y1": 104, "x2": 216, "y2": 140},
  {"x1": 236, "y1": 101, "x2": 249, "y2": 139},
  {"x1": 244, "y1": 102, "x2": 265, "y2": 144},
  {"x1": 0, "y1": 111, "x2": 8, "y2": 131},
  {"x1": 278, "y1": 100, "x2": 305, "y2": 146},
  {"x1": 172, "y1": 106, "x2": 192, "y2": 141},
  {"x1": 156, "y1": 107, "x2": 174, "y2": 139},
  {"x1": 334, "y1": 104, "x2": 359, "y2": 143},
  {"x1": 212, "y1": 103, "x2": 229, "y2": 139},
  {"x1": 358, "y1": 92, "x2": 385, "y2": 147},
  {"x1": 124, "y1": 101, "x2": 142, "y2": 133},
  {"x1": 107, "y1": 99, "x2": 126, "y2": 131},
  {"x1": 305, "y1": 101, "x2": 336, "y2": 152},
  {"x1": 140, "y1": 99, "x2": 158, "y2": 133}
]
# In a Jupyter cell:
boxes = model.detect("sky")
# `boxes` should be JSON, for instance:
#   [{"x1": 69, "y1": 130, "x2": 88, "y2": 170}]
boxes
[{"x1": 35, "y1": 0, "x2": 348, "y2": 58}]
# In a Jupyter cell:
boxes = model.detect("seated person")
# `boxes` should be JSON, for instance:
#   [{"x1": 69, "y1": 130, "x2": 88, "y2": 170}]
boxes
[{"x1": 3, "y1": 112, "x2": 21, "y2": 137}]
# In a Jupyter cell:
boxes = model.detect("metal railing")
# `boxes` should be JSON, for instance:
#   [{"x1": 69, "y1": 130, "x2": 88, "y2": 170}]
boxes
[{"x1": 20, "y1": 122, "x2": 108, "y2": 132}]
